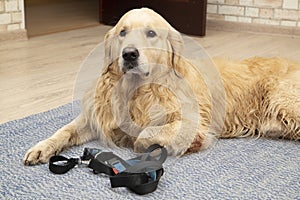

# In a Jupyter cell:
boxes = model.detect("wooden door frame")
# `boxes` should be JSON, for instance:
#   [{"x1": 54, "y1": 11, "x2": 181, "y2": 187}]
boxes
[{"x1": 99, "y1": 0, "x2": 207, "y2": 36}]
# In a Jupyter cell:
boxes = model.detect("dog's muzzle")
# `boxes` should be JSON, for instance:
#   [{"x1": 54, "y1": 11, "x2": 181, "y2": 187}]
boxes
[{"x1": 122, "y1": 47, "x2": 139, "y2": 73}]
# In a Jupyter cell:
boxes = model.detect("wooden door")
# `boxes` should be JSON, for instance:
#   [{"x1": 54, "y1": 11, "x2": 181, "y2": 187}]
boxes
[{"x1": 100, "y1": 0, "x2": 207, "y2": 36}]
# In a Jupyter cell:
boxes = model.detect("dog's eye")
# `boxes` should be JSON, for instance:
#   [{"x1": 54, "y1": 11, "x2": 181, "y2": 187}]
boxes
[
  {"x1": 146, "y1": 30, "x2": 157, "y2": 38},
  {"x1": 119, "y1": 29, "x2": 126, "y2": 37}
]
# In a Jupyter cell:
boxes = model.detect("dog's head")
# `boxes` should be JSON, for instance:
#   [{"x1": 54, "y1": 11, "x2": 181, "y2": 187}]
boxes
[{"x1": 104, "y1": 8, "x2": 183, "y2": 78}]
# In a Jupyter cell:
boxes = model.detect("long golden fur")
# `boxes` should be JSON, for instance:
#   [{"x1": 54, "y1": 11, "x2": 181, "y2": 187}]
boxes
[{"x1": 24, "y1": 8, "x2": 300, "y2": 165}]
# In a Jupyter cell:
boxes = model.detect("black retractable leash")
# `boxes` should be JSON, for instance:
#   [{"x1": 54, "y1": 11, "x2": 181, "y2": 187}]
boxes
[{"x1": 49, "y1": 144, "x2": 167, "y2": 195}]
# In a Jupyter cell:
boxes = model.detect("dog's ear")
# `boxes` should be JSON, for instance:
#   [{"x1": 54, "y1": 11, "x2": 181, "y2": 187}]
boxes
[
  {"x1": 168, "y1": 27, "x2": 184, "y2": 76},
  {"x1": 168, "y1": 27, "x2": 183, "y2": 60},
  {"x1": 104, "y1": 27, "x2": 116, "y2": 66}
]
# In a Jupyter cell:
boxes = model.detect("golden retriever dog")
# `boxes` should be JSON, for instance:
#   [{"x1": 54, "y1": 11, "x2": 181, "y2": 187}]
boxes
[{"x1": 24, "y1": 8, "x2": 300, "y2": 165}]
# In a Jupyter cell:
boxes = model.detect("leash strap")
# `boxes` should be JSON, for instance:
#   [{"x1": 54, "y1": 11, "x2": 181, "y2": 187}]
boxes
[
  {"x1": 49, "y1": 144, "x2": 167, "y2": 195},
  {"x1": 110, "y1": 168, "x2": 164, "y2": 195},
  {"x1": 49, "y1": 156, "x2": 79, "y2": 174}
]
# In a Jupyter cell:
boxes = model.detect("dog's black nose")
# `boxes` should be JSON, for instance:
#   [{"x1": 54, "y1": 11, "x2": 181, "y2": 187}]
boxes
[{"x1": 122, "y1": 47, "x2": 139, "y2": 62}]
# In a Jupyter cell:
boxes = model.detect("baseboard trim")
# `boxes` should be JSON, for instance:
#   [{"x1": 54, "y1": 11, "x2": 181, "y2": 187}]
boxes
[
  {"x1": 0, "y1": 29, "x2": 28, "y2": 42},
  {"x1": 207, "y1": 19, "x2": 300, "y2": 37}
]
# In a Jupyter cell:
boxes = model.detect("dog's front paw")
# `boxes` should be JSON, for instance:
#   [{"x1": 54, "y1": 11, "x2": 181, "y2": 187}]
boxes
[
  {"x1": 134, "y1": 138, "x2": 150, "y2": 153},
  {"x1": 23, "y1": 140, "x2": 57, "y2": 165},
  {"x1": 134, "y1": 127, "x2": 164, "y2": 153}
]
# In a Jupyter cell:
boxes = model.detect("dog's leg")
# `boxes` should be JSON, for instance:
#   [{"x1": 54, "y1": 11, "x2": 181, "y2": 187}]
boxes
[
  {"x1": 261, "y1": 79, "x2": 300, "y2": 140},
  {"x1": 134, "y1": 120, "x2": 215, "y2": 156},
  {"x1": 23, "y1": 116, "x2": 97, "y2": 165}
]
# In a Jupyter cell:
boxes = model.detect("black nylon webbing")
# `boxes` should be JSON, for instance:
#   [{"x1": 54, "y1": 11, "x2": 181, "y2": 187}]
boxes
[
  {"x1": 49, "y1": 156, "x2": 79, "y2": 174},
  {"x1": 110, "y1": 168, "x2": 164, "y2": 195},
  {"x1": 48, "y1": 144, "x2": 167, "y2": 195}
]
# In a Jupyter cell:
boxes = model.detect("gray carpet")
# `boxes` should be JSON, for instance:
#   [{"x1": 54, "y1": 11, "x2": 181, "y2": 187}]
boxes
[{"x1": 1, "y1": 103, "x2": 299, "y2": 199}]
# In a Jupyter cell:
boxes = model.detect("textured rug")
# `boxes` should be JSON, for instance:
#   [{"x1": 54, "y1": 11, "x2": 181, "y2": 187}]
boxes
[{"x1": 0, "y1": 103, "x2": 299, "y2": 199}]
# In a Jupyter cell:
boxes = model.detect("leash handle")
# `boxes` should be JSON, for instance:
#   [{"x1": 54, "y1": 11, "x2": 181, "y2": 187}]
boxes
[{"x1": 49, "y1": 155, "x2": 80, "y2": 174}]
